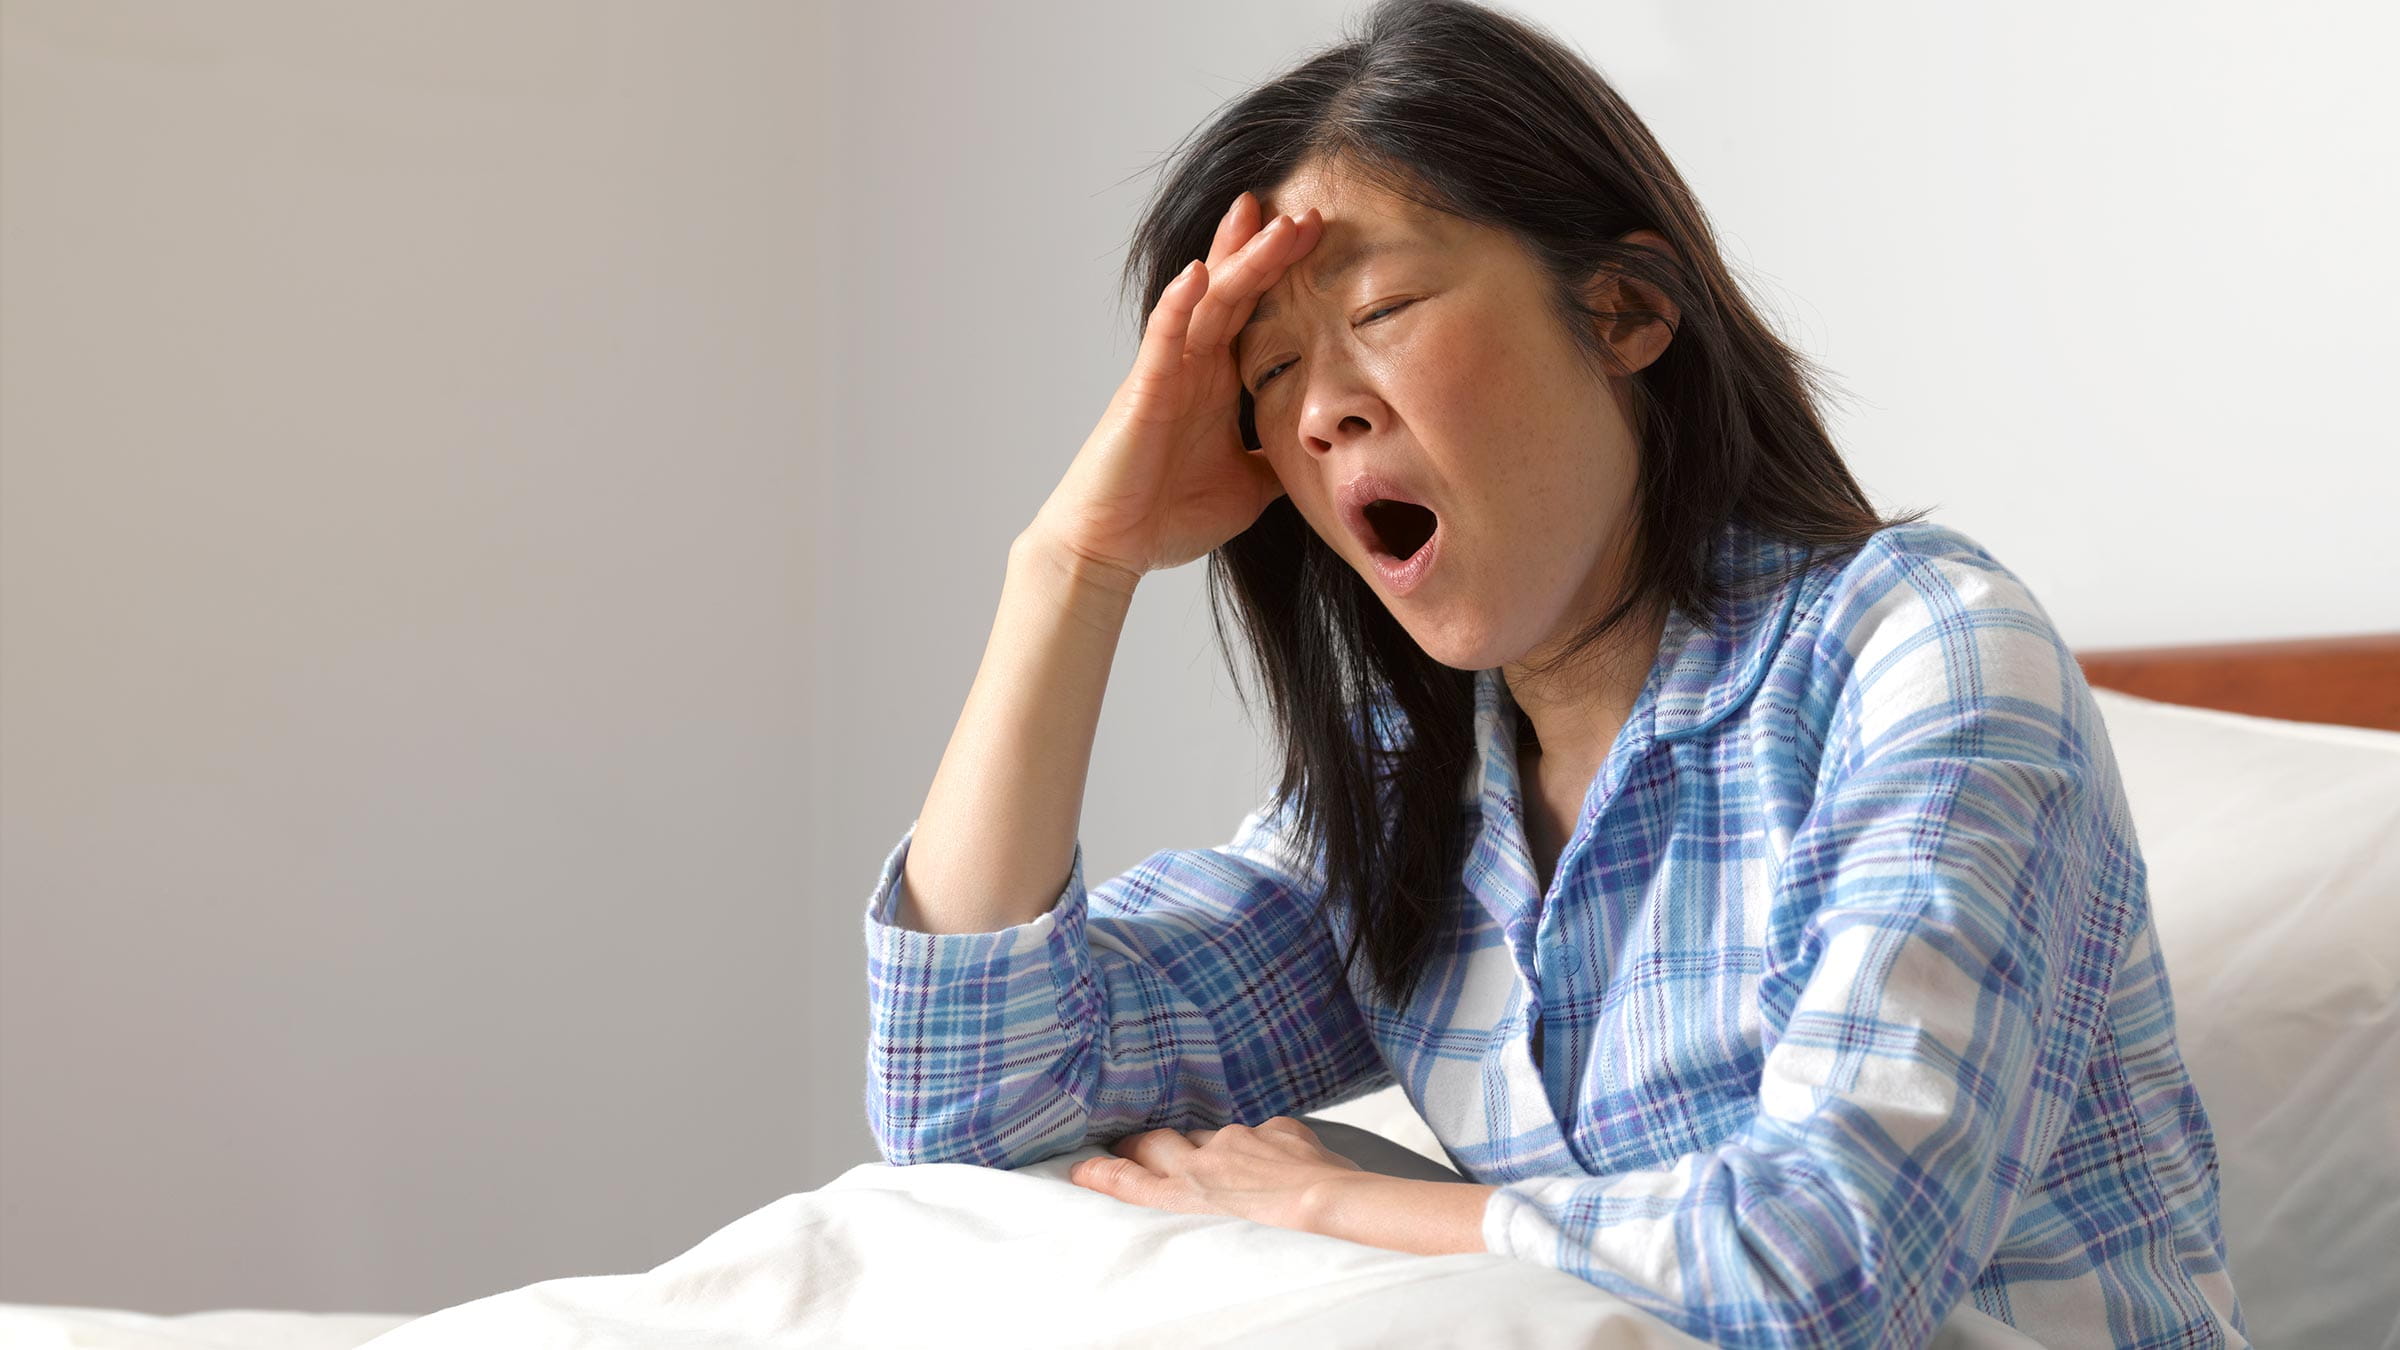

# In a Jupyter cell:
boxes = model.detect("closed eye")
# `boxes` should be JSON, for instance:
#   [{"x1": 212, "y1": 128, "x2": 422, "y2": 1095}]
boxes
[{"x1": 1250, "y1": 300, "x2": 1415, "y2": 392}]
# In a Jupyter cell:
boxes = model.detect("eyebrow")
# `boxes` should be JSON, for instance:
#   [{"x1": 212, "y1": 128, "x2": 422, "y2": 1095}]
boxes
[{"x1": 1237, "y1": 236, "x2": 1420, "y2": 342}]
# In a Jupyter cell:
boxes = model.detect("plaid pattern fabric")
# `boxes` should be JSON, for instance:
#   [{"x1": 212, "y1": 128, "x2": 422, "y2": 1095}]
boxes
[{"x1": 861, "y1": 519, "x2": 2248, "y2": 1349}]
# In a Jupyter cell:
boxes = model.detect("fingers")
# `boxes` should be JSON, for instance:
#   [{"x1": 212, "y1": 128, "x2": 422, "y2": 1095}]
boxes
[
  {"x1": 1107, "y1": 1126, "x2": 1199, "y2": 1175},
  {"x1": 1069, "y1": 1154, "x2": 1141, "y2": 1192},
  {"x1": 1127, "y1": 192, "x2": 1253, "y2": 389},
  {"x1": 1206, "y1": 190, "x2": 1259, "y2": 269},
  {"x1": 1130, "y1": 257, "x2": 1209, "y2": 386},
  {"x1": 1186, "y1": 206, "x2": 1321, "y2": 359},
  {"x1": 1129, "y1": 197, "x2": 1321, "y2": 391}
]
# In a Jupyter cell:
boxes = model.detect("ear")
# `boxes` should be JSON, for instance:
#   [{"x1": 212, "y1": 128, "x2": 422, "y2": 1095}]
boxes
[{"x1": 1578, "y1": 229, "x2": 1681, "y2": 376}]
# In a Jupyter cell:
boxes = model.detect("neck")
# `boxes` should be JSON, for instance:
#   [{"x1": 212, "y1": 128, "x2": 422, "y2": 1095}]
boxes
[{"x1": 1502, "y1": 598, "x2": 1669, "y2": 771}]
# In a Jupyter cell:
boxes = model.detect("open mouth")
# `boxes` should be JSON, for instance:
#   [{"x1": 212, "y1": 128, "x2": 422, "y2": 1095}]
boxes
[
  {"x1": 1336, "y1": 471, "x2": 1446, "y2": 597},
  {"x1": 1361, "y1": 499, "x2": 1439, "y2": 561}
]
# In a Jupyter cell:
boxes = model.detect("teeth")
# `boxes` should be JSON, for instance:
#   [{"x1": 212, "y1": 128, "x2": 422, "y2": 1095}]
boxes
[{"x1": 1363, "y1": 499, "x2": 1437, "y2": 560}]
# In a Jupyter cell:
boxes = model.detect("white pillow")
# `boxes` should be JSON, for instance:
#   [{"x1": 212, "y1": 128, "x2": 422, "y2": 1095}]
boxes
[
  {"x1": 2087, "y1": 688, "x2": 2400, "y2": 1349},
  {"x1": 1321, "y1": 689, "x2": 2400, "y2": 1346}
]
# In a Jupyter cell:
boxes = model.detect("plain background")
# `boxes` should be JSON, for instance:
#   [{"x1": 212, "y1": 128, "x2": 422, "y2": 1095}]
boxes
[{"x1": 3, "y1": 0, "x2": 2394, "y2": 1316}]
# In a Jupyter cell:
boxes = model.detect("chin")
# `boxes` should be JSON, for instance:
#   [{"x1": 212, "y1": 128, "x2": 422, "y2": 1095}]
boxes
[{"x1": 1388, "y1": 607, "x2": 1516, "y2": 672}]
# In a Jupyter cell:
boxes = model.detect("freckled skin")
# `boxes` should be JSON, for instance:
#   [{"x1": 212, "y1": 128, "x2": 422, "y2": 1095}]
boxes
[{"x1": 1243, "y1": 155, "x2": 1679, "y2": 804}]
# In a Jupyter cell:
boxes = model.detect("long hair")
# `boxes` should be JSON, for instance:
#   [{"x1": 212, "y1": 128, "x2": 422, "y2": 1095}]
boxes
[{"x1": 1117, "y1": 0, "x2": 1924, "y2": 1010}]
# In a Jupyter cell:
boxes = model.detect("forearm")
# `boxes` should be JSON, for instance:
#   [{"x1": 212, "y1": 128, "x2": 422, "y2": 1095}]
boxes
[
  {"x1": 898, "y1": 530, "x2": 1137, "y2": 935},
  {"x1": 1303, "y1": 1172, "x2": 1498, "y2": 1257}
]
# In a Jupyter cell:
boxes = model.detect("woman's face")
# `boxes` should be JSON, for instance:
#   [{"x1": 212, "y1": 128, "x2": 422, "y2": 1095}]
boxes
[{"x1": 1239, "y1": 158, "x2": 1676, "y2": 673}]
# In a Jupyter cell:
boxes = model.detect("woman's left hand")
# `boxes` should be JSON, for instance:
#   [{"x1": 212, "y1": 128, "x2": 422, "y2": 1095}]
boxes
[{"x1": 1067, "y1": 1116, "x2": 1366, "y2": 1234}]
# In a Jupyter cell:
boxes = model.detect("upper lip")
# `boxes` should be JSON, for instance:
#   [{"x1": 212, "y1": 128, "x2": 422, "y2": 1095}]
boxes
[{"x1": 1336, "y1": 471, "x2": 1440, "y2": 558}]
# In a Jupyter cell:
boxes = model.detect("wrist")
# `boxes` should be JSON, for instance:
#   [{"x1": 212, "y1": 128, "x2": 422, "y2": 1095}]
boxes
[
  {"x1": 1012, "y1": 524, "x2": 1142, "y2": 604},
  {"x1": 1007, "y1": 528, "x2": 1138, "y2": 640},
  {"x1": 1299, "y1": 1170, "x2": 1367, "y2": 1238},
  {"x1": 1301, "y1": 1171, "x2": 1499, "y2": 1256}
]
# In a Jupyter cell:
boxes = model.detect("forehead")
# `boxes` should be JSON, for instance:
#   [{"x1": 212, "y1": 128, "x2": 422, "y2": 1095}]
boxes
[
  {"x1": 1265, "y1": 166, "x2": 1454, "y2": 263},
  {"x1": 1257, "y1": 157, "x2": 1447, "y2": 232},
  {"x1": 1242, "y1": 165, "x2": 1464, "y2": 334}
]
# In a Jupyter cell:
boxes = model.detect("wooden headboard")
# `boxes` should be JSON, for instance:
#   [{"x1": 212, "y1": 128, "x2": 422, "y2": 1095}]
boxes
[{"x1": 2074, "y1": 631, "x2": 2400, "y2": 733}]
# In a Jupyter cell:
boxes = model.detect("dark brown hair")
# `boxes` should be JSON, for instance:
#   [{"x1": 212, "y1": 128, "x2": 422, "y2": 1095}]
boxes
[{"x1": 1118, "y1": 0, "x2": 1923, "y2": 1009}]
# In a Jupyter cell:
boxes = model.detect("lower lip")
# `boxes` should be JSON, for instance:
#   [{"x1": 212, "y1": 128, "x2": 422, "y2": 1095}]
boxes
[{"x1": 1369, "y1": 519, "x2": 1443, "y2": 597}]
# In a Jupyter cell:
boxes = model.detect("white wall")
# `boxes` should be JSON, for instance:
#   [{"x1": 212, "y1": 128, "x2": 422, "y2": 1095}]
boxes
[
  {"x1": 0, "y1": 0, "x2": 843, "y2": 1314},
  {"x1": 2, "y1": 0, "x2": 2391, "y2": 1317},
  {"x1": 1511, "y1": 1, "x2": 2400, "y2": 644}
]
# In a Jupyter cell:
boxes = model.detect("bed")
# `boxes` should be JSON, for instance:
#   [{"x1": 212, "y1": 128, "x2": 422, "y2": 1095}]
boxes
[{"x1": 5, "y1": 633, "x2": 2395, "y2": 1349}]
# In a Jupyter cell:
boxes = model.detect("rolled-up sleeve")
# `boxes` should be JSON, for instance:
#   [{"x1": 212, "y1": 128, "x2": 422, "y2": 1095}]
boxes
[
  {"x1": 1483, "y1": 547, "x2": 2139, "y2": 1349},
  {"x1": 862, "y1": 798, "x2": 1394, "y2": 1170}
]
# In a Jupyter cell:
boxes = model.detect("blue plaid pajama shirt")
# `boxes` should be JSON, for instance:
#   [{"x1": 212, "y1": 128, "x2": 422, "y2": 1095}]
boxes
[{"x1": 861, "y1": 518, "x2": 2248, "y2": 1349}]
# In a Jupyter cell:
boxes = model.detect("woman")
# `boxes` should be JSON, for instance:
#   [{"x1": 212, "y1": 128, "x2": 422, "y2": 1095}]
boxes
[{"x1": 860, "y1": 1, "x2": 2246, "y2": 1345}]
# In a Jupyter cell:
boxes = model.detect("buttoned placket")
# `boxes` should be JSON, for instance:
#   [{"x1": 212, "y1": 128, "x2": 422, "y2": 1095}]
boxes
[{"x1": 1502, "y1": 666, "x2": 1669, "y2": 1142}]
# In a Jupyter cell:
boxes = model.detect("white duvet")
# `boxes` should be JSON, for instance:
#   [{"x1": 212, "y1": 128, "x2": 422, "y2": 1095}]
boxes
[{"x1": 0, "y1": 1143, "x2": 2041, "y2": 1350}]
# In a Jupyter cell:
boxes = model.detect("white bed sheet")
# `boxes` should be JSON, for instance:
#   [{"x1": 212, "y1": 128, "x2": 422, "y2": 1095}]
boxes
[{"x1": 0, "y1": 1307, "x2": 411, "y2": 1349}]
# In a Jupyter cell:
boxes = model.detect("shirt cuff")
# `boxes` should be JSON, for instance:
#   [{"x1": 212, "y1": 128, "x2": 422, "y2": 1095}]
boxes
[
  {"x1": 861, "y1": 818, "x2": 1079, "y2": 965},
  {"x1": 1484, "y1": 1180, "x2": 1521, "y2": 1259},
  {"x1": 859, "y1": 819, "x2": 1099, "y2": 1167}
]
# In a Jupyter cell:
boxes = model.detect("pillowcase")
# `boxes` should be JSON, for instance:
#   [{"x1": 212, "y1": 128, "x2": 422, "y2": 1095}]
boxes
[{"x1": 2086, "y1": 687, "x2": 2400, "y2": 1349}]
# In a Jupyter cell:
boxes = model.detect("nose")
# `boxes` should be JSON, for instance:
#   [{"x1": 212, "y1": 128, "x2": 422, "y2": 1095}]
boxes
[{"x1": 1297, "y1": 374, "x2": 1386, "y2": 458}]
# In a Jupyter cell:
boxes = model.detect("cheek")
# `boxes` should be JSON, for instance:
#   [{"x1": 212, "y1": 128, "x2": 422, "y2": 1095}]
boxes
[
  {"x1": 1431, "y1": 330, "x2": 1633, "y2": 599},
  {"x1": 1397, "y1": 303, "x2": 1556, "y2": 438},
  {"x1": 1253, "y1": 447, "x2": 1339, "y2": 551},
  {"x1": 1417, "y1": 337, "x2": 1553, "y2": 505}
]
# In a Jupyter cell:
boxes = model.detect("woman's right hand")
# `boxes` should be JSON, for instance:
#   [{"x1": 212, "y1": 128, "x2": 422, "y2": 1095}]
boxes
[{"x1": 1025, "y1": 192, "x2": 1325, "y2": 591}]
